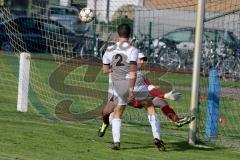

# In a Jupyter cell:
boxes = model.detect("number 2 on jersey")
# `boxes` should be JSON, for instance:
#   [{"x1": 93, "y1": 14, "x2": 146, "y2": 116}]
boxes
[{"x1": 115, "y1": 54, "x2": 125, "y2": 66}]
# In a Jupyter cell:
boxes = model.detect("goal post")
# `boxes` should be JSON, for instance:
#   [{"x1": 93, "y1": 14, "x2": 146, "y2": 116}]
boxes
[
  {"x1": 188, "y1": 0, "x2": 205, "y2": 145},
  {"x1": 17, "y1": 52, "x2": 31, "y2": 112}
]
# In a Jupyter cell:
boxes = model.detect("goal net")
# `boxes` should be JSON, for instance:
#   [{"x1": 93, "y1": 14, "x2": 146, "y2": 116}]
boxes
[{"x1": 0, "y1": 0, "x2": 239, "y2": 147}]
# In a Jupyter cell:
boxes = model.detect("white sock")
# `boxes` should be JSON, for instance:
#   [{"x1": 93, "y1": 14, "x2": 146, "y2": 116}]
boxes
[
  {"x1": 148, "y1": 114, "x2": 160, "y2": 139},
  {"x1": 109, "y1": 112, "x2": 114, "y2": 125},
  {"x1": 112, "y1": 118, "x2": 121, "y2": 143}
]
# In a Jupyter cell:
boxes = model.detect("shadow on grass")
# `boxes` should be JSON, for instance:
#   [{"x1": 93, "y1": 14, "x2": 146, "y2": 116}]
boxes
[
  {"x1": 107, "y1": 140, "x2": 226, "y2": 152},
  {"x1": 105, "y1": 140, "x2": 155, "y2": 150},
  {"x1": 166, "y1": 141, "x2": 212, "y2": 151},
  {"x1": 120, "y1": 145, "x2": 155, "y2": 150}
]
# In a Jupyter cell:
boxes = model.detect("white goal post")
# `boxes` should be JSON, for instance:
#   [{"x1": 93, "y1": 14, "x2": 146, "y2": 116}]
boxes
[
  {"x1": 17, "y1": 52, "x2": 31, "y2": 112},
  {"x1": 188, "y1": 0, "x2": 205, "y2": 145}
]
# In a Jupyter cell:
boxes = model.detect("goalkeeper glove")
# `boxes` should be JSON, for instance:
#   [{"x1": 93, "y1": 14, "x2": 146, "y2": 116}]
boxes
[{"x1": 164, "y1": 90, "x2": 182, "y2": 101}]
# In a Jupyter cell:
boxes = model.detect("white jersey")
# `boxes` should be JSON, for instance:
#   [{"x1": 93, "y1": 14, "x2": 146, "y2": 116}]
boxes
[
  {"x1": 108, "y1": 69, "x2": 151, "y2": 102},
  {"x1": 133, "y1": 70, "x2": 151, "y2": 100},
  {"x1": 134, "y1": 70, "x2": 147, "y2": 91},
  {"x1": 103, "y1": 42, "x2": 138, "y2": 81}
]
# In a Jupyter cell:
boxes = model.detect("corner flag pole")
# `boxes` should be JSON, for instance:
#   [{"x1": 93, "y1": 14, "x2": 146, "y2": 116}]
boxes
[{"x1": 188, "y1": 0, "x2": 205, "y2": 145}]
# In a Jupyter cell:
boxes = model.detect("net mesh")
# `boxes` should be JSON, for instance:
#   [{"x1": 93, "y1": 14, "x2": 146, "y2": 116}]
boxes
[
  {"x1": 199, "y1": 0, "x2": 240, "y2": 147},
  {"x1": 0, "y1": 0, "x2": 239, "y2": 147}
]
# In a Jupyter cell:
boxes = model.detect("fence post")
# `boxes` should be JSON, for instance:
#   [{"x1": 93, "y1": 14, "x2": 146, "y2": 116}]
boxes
[{"x1": 148, "y1": 22, "x2": 152, "y2": 59}]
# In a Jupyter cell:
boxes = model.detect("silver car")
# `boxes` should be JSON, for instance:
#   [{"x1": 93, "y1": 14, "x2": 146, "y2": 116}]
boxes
[{"x1": 46, "y1": 4, "x2": 85, "y2": 33}]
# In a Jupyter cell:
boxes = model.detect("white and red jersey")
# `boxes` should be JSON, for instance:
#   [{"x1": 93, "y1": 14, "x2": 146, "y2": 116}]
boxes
[{"x1": 133, "y1": 70, "x2": 165, "y2": 100}]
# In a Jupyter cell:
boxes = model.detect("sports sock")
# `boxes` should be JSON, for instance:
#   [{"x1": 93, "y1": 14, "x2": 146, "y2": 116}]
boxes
[
  {"x1": 112, "y1": 118, "x2": 121, "y2": 143},
  {"x1": 109, "y1": 112, "x2": 114, "y2": 125},
  {"x1": 161, "y1": 105, "x2": 179, "y2": 122},
  {"x1": 102, "y1": 112, "x2": 110, "y2": 125},
  {"x1": 148, "y1": 114, "x2": 160, "y2": 139}
]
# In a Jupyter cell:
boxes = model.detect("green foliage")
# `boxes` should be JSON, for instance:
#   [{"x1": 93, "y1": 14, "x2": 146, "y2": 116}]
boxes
[
  {"x1": 48, "y1": 0, "x2": 87, "y2": 5},
  {"x1": 72, "y1": 0, "x2": 87, "y2": 4},
  {"x1": 93, "y1": 16, "x2": 134, "y2": 35},
  {"x1": 49, "y1": 0, "x2": 59, "y2": 4},
  {"x1": 109, "y1": 16, "x2": 134, "y2": 32}
]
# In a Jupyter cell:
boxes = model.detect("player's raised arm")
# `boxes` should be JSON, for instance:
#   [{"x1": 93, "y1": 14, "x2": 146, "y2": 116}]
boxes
[{"x1": 144, "y1": 79, "x2": 182, "y2": 101}]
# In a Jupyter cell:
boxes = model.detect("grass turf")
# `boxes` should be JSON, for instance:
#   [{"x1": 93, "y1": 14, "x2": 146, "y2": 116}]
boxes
[
  {"x1": 0, "y1": 107, "x2": 240, "y2": 160},
  {"x1": 0, "y1": 54, "x2": 240, "y2": 159}
]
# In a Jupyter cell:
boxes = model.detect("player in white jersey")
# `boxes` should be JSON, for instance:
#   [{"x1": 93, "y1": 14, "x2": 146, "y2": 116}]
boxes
[
  {"x1": 99, "y1": 53, "x2": 195, "y2": 150},
  {"x1": 102, "y1": 24, "x2": 138, "y2": 150},
  {"x1": 103, "y1": 50, "x2": 166, "y2": 150}
]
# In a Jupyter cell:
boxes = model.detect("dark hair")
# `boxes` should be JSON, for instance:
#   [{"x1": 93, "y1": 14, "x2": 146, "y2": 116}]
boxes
[
  {"x1": 141, "y1": 57, "x2": 148, "y2": 61},
  {"x1": 117, "y1": 24, "x2": 131, "y2": 38}
]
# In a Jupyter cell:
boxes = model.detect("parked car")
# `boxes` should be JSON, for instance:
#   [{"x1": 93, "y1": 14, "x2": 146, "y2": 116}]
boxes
[
  {"x1": 152, "y1": 27, "x2": 240, "y2": 70},
  {"x1": 158, "y1": 27, "x2": 239, "y2": 54},
  {"x1": 46, "y1": 4, "x2": 85, "y2": 33},
  {"x1": 0, "y1": 16, "x2": 99, "y2": 55}
]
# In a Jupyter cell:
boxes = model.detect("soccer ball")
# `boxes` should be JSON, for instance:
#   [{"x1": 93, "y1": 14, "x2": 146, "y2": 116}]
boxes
[
  {"x1": 219, "y1": 116, "x2": 227, "y2": 125},
  {"x1": 79, "y1": 7, "x2": 94, "y2": 23}
]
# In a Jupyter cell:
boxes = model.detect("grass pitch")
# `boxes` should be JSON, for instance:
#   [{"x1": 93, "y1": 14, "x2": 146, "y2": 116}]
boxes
[
  {"x1": 0, "y1": 103, "x2": 239, "y2": 160},
  {"x1": 0, "y1": 54, "x2": 239, "y2": 160}
]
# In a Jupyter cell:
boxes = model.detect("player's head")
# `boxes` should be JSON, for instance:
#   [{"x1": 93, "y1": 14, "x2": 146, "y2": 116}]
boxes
[
  {"x1": 138, "y1": 52, "x2": 147, "y2": 61},
  {"x1": 117, "y1": 24, "x2": 131, "y2": 38},
  {"x1": 138, "y1": 52, "x2": 147, "y2": 69}
]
